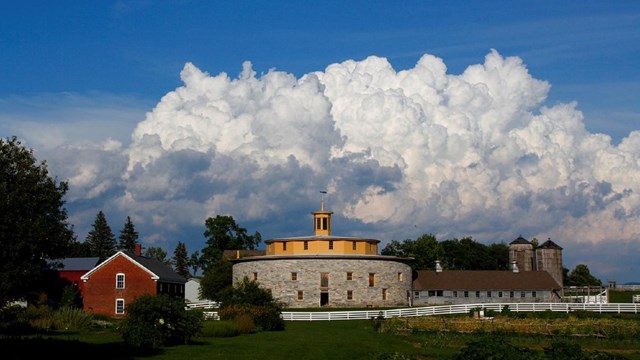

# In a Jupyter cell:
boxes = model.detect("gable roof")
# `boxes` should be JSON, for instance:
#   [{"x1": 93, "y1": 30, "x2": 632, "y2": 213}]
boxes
[
  {"x1": 413, "y1": 270, "x2": 561, "y2": 291},
  {"x1": 48, "y1": 257, "x2": 101, "y2": 271},
  {"x1": 80, "y1": 251, "x2": 186, "y2": 284}
]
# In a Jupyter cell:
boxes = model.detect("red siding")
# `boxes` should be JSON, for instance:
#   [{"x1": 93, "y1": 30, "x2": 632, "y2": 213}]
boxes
[{"x1": 82, "y1": 255, "x2": 157, "y2": 317}]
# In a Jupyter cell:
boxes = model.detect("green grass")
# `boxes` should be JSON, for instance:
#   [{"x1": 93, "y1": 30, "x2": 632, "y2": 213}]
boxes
[{"x1": 3, "y1": 315, "x2": 640, "y2": 359}]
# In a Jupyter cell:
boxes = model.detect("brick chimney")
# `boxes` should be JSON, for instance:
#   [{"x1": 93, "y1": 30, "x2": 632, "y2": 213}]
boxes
[{"x1": 134, "y1": 243, "x2": 142, "y2": 256}]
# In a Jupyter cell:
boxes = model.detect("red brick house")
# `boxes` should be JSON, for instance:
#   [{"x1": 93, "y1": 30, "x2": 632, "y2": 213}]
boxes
[{"x1": 80, "y1": 246, "x2": 186, "y2": 317}]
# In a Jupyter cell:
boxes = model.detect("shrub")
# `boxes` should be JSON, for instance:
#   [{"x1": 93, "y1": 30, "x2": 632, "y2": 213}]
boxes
[
  {"x1": 119, "y1": 294, "x2": 203, "y2": 350},
  {"x1": 52, "y1": 306, "x2": 93, "y2": 331},
  {"x1": 218, "y1": 277, "x2": 285, "y2": 332},
  {"x1": 200, "y1": 320, "x2": 240, "y2": 338},
  {"x1": 455, "y1": 335, "x2": 539, "y2": 360},
  {"x1": 0, "y1": 305, "x2": 33, "y2": 336},
  {"x1": 544, "y1": 341, "x2": 585, "y2": 360}
]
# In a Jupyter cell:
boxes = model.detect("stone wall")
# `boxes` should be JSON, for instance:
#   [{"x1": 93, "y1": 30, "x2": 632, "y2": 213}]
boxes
[{"x1": 233, "y1": 257, "x2": 413, "y2": 308}]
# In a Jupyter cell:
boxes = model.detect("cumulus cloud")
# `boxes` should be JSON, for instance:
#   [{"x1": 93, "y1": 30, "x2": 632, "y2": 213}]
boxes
[{"x1": 44, "y1": 50, "x2": 640, "y2": 281}]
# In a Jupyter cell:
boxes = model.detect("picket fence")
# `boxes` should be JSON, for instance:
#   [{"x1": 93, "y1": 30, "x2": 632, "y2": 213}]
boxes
[{"x1": 191, "y1": 302, "x2": 640, "y2": 321}]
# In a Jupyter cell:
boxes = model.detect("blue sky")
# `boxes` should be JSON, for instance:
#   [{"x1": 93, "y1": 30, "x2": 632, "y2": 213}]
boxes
[{"x1": 1, "y1": 1, "x2": 639, "y2": 283}]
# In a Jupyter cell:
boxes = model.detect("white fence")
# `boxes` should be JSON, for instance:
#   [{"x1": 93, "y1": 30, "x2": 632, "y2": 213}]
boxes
[{"x1": 197, "y1": 302, "x2": 640, "y2": 321}]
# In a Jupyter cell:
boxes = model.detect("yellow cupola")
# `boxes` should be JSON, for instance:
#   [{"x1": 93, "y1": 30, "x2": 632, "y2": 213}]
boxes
[{"x1": 312, "y1": 197, "x2": 333, "y2": 236}]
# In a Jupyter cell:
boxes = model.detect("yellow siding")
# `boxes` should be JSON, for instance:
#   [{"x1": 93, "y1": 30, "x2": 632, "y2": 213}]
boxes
[{"x1": 267, "y1": 239, "x2": 378, "y2": 255}]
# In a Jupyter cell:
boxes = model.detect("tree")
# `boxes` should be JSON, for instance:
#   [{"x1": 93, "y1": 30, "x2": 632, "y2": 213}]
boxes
[
  {"x1": 85, "y1": 211, "x2": 117, "y2": 261},
  {"x1": 189, "y1": 250, "x2": 205, "y2": 276},
  {"x1": 144, "y1": 246, "x2": 171, "y2": 265},
  {"x1": 201, "y1": 215, "x2": 261, "y2": 269},
  {"x1": 199, "y1": 257, "x2": 233, "y2": 302},
  {"x1": 566, "y1": 264, "x2": 602, "y2": 287},
  {"x1": 118, "y1": 216, "x2": 139, "y2": 252},
  {"x1": 0, "y1": 137, "x2": 76, "y2": 307},
  {"x1": 381, "y1": 234, "x2": 442, "y2": 270},
  {"x1": 173, "y1": 241, "x2": 190, "y2": 279}
]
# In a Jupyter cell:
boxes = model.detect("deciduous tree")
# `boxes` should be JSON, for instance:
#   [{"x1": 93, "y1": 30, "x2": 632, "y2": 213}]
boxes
[{"x1": 0, "y1": 136, "x2": 75, "y2": 306}]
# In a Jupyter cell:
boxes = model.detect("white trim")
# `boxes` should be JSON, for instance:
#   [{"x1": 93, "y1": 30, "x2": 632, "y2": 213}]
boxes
[
  {"x1": 80, "y1": 251, "x2": 159, "y2": 281},
  {"x1": 115, "y1": 298, "x2": 125, "y2": 315}
]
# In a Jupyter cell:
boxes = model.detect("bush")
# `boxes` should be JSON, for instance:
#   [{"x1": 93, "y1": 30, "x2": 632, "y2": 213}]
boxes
[
  {"x1": 200, "y1": 320, "x2": 240, "y2": 337},
  {"x1": 456, "y1": 335, "x2": 539, "y2": 360},
  {"x1": 52, "y1": 306, "x2": 93, "y2": 331},
  {"x1": 119, "y1": 294, "x2": 203, "y2": 350},
  {"x1": 0, "y1": 305, "x2": 33, "y2": 336},
  {"x1": 218, "y1": 277, "x2": 285, "y2": 332}
]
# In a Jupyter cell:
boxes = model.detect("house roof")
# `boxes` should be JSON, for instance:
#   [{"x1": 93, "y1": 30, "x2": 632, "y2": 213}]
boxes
[
  {"x1": 48, "y1": 257, "x2": 101, "y2": 271},
  {"x1": 80, "y1": 251, "x2": 186, "y2": 284},
  {"x1": 223, "y1": 249, "x2": 267, "y2": 259},
  {"x1": 413, "y1": 270, "x2": 561, "y2": 291}
]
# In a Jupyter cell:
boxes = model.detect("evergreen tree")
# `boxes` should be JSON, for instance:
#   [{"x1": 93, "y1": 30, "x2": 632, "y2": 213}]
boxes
[
  {"x1": 173, "y1": 241, "x2": 190, "y2": 279},
  {"x1": 0, "y1": 136, "x2": 76, "y2": 307},
  {"x1": 118, "y1": 215, "x2": 139, "y2": 252},
  {"x1": 85, "y1": 211, "x2": 117, "y2": 261}
]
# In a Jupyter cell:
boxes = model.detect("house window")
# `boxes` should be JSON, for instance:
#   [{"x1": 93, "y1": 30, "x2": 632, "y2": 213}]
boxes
[
  {"x1": 521, "y1": 291, "x2": 526, "y2": 298},
  {"x1": 487, "y1": 291, "x2": 492, "y2": 298},
  {"x1": 116, "y1": 273, "x2": 125, "y2": 289},
  {"x1": 382, "y1": 288, "x2": 388, "y2": 300},
  {"x1": 283, "y1": 242, "x2": 287, "y2": 251},
  {"x1": 498, "y1": 291, "x2": 503, "y2": 298},
  {"x1": 347, "y1": 290, "x2": 353, "y2": 300},
  {"x1": 510, "y1": 291, "x2": 514, "y2": 298},
  {"x1": 475, "y1": 291, "x2": 480, "y2": 298},
  {"x1": 397, "y1": 272, "x2": 403, "y2": 282},
  {"x1": 320, "y1": 272, "x2": 329, "y2": 288},
  {"x1": 297, "y1": 291, "x2": 303, "y2": 300},
  {"x1": 464, "y1": 291, "x2": 469, "y2": 298},
  {"x1": 115, "y1": 299, "x2": 125, "y2": 315},
  {"x1": 346, "y1": 272, "x2": 353, "y2": 281},
  {"x1": 532, "y1": 291, "x2": 537, "y2": 298},
  {"x1": 352, "y1": 241, "x2": 357, "y2": 250},
  {"x1": 253, "y1": 272, "x2": 258, "y2": 281},
  {"x1": 291, "y1": 272, "x2": 297, "y2": 281},
  {"x1": 304, "y1": 241, "x2": 308, "y2": 250},
  {"x1": 368, "y1": 273, "x2": 375, "y2": 287},
  {"x1": 329, "y1": 241, "x2": 334, "y2": 250}
]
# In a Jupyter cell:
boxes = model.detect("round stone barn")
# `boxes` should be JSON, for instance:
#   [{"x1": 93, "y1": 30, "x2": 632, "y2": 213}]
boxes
[{"x1": 232, "y1": 202, "x2": 414, "y2": 308}]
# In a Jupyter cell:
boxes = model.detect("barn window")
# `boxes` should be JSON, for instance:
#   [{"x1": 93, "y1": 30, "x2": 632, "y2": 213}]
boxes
[
  {"x1": 116, "y1": 273, "x2": 125, "y2": 289},
  {"x1": 498, "y1": 291, "x2": 503, "y2": 298},
  {"x1": 347, "y1": 290, "x2": 353, "y2": 300},
  {"x1": 475, "y1": 291, "x2": 480, "y2": 298},
  {"x1": 397, "y1": 272, "x2": 403, "y2": 282},
  {"x1": 352, "y1": 241, "x2": 357, "y2": 250},
  {"x1": 382, "y1": 288, "x2": 388, "y2": 300},
  {"x1": 297, "y1": 290, "x2": 304, "y2": 300},
  {"x1": 291, "y1": 272, "x2": 297, "y2": 281},
  {"x1": 521, "y1": 291, "x2": 526, "y2": 298},
  {"x1": 329, "y1": 241, "x2": 334, "y2": 250},
  {"x1": 304, "y1": 241, "x2": 308, "y2": 250},
  {"x1": 464, "y1": 291, "x2": 469, "y2": 298},
  {"x1": 283, "y1": 242, "x2": 287, "y2": 251},
  {"x1": 253, "y1": 272, "x2": 258, "y2": 281},
  {"x1": 510, "y1": 291, "x2": 514, "y2": 298},
  {"x1": 346, "y1": 272, "x2": 353, "y2": 281},
  {"x1": 368, "y1": 273, "x2": 375, "y2": 287},
  {"x1": 115, "y1": 299, "x2": 125, "y2": 315},
  {"x1": 532, "y1": 291, "x2": 537, "y2": 298}
]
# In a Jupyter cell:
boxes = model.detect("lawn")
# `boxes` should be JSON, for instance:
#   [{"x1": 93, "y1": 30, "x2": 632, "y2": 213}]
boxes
[{"x1": 3, "y1": 315, "x2": 640, "y2": 359}]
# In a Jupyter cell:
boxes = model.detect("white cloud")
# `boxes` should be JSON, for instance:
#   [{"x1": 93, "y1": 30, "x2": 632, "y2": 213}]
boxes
[{"x1": 30, "y1": 50, "x2": 640, "y2": 282}]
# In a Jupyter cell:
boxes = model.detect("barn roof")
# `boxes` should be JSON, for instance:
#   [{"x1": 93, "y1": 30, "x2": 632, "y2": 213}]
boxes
[{"x1": 413, "y1": 270, "x2": 561, "y2": 291}]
